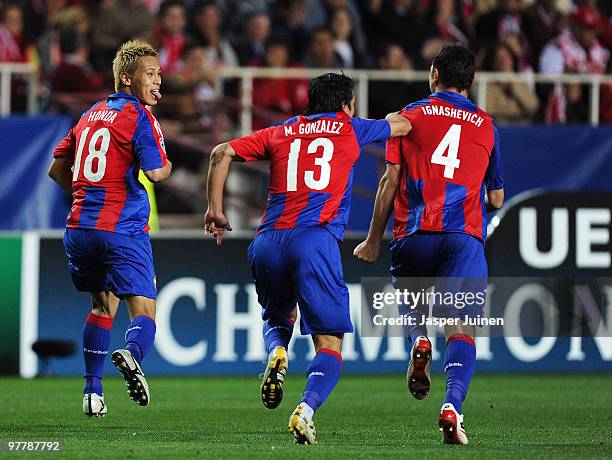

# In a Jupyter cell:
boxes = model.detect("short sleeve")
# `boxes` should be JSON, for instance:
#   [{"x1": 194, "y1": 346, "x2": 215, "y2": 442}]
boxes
[
  {"x1": 385, "y1": 136, "x2": 402, "y2": 164},
  {"x1": 132, "y1": 108, "x2": 168, "y2": 172},
  {"x1": 485, "y1": 126, "x2": 504, "y2": 190},
  {"x1": 53, "y1": 127, "x2": 76, "y2": 160},
  {"x1": 229, "y1": 127, "x2": 274, "y2": 161},
  {"x1": 351, "y1": 118, "x2": 391, "y2": 147}
]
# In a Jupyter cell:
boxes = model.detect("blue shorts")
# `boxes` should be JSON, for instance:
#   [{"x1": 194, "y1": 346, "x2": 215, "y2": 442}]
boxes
[
  {"x1": 248, "y1": 227, "x2": 353, "y2": 336},
  {"x1": 63, "y1": 228, "x2": 157, "y2": 299},
  {"x1": 389, "y1": 231, "x2": 487, "y2": 318}
]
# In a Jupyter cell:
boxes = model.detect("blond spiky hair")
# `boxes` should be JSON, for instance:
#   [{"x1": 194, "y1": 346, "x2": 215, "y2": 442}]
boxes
[{"x1": 112, "y1": 40, "x2": 158, "y2": 92}]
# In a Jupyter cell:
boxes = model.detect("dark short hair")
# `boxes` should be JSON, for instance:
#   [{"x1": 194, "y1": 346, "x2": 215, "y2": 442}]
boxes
[
  {"x1": 306, "y1": 72, "x2": 354, "y2": 115},
  {"x1": 264, "y1": 35, "x2": 288, "y2": 51},
  {"x1": 308, "y1": 26, "x2": 333, "y2": 45},
  {"x1": 158, "y1": 0, "x2": 185, "y2": 18},
  {"x1": 59, "y1": 28, "x2": 87, "y2": 55},
  {"x1": 181, "y1": 40, "x2": 204, "y2": 57},
  {"x1": 0, "y1": 1, "x2": 22, "y2": 21},
  {"x1": 431, "y1": 43, "x2": 476, "y2": 91}
]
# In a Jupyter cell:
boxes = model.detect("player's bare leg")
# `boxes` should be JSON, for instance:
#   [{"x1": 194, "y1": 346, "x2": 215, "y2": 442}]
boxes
[
  {"x1": 261, "y1": 308, "x2": 296, "y2": 409},
  {"x1": 83, "y1": 291, "x2": 120, "y2": 417},
  {"x1": 439, "y1": 324, "x2": 475, "y2": 445},
  {"x1": 112, "y1": 296, "x2": 156, "y2": 406},
  {"x1": 289, "y1": 334, "x2": 343, "y2": 445}
]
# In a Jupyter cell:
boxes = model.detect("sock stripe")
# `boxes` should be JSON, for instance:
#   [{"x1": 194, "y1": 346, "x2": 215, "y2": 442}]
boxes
[
  {"x1": 134, "y1": 314, "x2": 156, "y2": 323},
  {"x1": 447, "y1": 333, "x2": 475, "y2": 347},
  {"x1": 318, "y1": 348, "x2": 342, "y2": 364},
  {"x1": 86, "y1": 312, "x2": 113, "y2": 330}
]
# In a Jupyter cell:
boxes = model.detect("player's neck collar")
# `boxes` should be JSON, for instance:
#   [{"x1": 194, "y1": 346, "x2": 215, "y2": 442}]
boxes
[
  {"x1": 303, "y1": 112, "x2": 339, "y2": 120},
  {"x1": 109, "y1": 92, "x2": 139, "y2": 101},
  {"x1": 430, "y1": 90, "x2": 469, "y2": 101}
]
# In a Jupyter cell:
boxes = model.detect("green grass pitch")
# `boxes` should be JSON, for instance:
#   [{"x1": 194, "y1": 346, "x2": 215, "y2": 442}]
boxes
[{"x1": 0, "y1": 374, "x2": 610, "y2": 459}]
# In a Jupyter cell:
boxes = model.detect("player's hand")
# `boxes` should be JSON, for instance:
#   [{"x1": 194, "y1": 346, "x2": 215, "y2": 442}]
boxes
[
  {"x1": 353, "y1": 239, "x2": 380, "y2": 264},
  {"x1": 204, "y1": 209, "x2": 232, "y2": 246}
]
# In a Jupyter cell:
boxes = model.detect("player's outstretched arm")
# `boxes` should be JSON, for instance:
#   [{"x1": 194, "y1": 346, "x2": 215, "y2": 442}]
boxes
[
  {"x1": 385, "y1": 112, "x2": 412, "y2": 138},
  {"x1": 48, "y1": 157, "x2": 73, "y2": 195},
  {"x1": 354, "y1": 163, "x2": 401, "y2": 263},
  {"x1": 143, "y1": 160, "x2": 173, "y2": 183},
  {"x1": 205, "y1": 142, "x2": 238, "y2": 245}
]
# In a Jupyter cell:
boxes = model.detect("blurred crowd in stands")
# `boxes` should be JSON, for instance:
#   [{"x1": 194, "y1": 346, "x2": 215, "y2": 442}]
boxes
[
  {"x1": 0, "y1": 0, "x2": 609, "y2": 224},
  {"x1": 0, "y1": 0, "x2": 610, "y2": 125}
]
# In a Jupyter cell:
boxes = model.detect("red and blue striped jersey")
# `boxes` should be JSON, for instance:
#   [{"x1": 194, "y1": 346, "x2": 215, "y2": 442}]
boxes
[
  {"x1": 229, "y1": 111, "x2": 391, "y2": 240},
  {"x1": 386, "y1": 91, "x2": 504, "y2": 242},
  {"x1": 53, "y1": 93, "x2": 167, "y2": 235}
]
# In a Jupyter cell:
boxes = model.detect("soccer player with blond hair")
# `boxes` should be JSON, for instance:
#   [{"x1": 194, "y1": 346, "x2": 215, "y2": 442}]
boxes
[{"x1": 49, "y1": 40, "x2": 172, "y2": 417}]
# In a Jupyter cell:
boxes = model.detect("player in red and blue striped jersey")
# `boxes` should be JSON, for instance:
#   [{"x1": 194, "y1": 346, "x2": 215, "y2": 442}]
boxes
[
  {"x1": 205, "y1": 73, "x2": 410, "y2": 444},
  {"x1": 354, "y1": 43, "x2": 504, "y2": 445},
  {"x1": 48, "y1": 40, "x2": 172, "y2": 417}
]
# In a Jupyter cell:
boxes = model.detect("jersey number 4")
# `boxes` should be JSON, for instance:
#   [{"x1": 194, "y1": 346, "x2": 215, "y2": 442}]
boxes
[
  {"x1": 431, "y1": 124, "x2": 461, "y2": 179},
  {"x1": 73, "y1": 127, "x2": 110, "y2": 182},
  {"x1": 286, "y1": 138, "x2": 333, "y2": 192}
]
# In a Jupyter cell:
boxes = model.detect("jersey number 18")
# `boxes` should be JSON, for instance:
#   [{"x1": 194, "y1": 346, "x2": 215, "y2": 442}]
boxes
[{"x1": 73, "y1": 127, "x2": 110, "y2": 182}]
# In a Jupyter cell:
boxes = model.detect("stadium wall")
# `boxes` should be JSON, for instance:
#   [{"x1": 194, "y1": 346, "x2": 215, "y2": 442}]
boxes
[{"x1": 9, "y1": 189, "x2": 612, "y2": 377}]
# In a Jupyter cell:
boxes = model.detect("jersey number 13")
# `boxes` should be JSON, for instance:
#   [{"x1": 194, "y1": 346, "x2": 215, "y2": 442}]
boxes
[{"x1": 286, "y1": 137, "x2": 334, "y2": 192}]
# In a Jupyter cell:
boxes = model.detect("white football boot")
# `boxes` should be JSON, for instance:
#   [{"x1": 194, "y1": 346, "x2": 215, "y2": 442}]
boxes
[
  {"x1": 288, "y1": 404, "x2": 317, "y2": 445},
  {"x1": 439, "y1": 403, "x2": 468, "y2": 445},
  {"x1": 407, "y1": 336, "x2": 432, "y2": 400},
  {"x1": 83, "y1": 393, "x2": 107, "y2": 417},
  {"x1": 111, "y1": 349, "x2": 150, "y2": 406},
  {"x1": 261, "y1": 346, "x2": 288, "y2": 409}
]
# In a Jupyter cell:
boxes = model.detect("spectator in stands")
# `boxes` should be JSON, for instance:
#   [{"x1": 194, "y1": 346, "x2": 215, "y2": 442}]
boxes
[
  {"x1": 51, "y1": 28, "x2": 102, "y2": 93},
  {"x1": 305, "y1": 0, "x2": 367, "y2": 58},
  {"x1": 329, "y1": 6, "x2": 368, "y2": 68},
  {"x1": 501, "y1": 31, "x2": 533, "y2": 73},
  {"x1": 523, "y1": 0, "x2": 564, "y2": 68},
  {"x1": 91, "y1": 0, "x2": 154, "y2": 75},
  {"x1": 251, "y1": 36, "x2": 308, "y2": 129},
  {"x1": 233, "y1": 12, "x2": 271, "y2": 65},
  {"x1": 422, "y1": 0, "x2": 474, "y2": 48},
  {"x1": 483, "y1": 41, "x2": 539, "y2": 123},
  {"x1": 302, "y1": 27, "x2": 341, "y2": 67},
  {"x1": 190, "y1": 1, "x2": 238, "y2": 68},
  {"x1": 368, "y1": 43, "x2": 427, "y2": 118},
  {"x1": 37, "y1": 5, "x2": 90, "y2": 80},
  {"x1": 360, "y1": 0, "x2": 424, "y2": 67},
  {"x1": 163, "y1": 41, "x2": 217, "y2": 132},
  {"x1": 271, "y1": 0, "x2": 309, "y2": 61},
  {"x1": 219, "y1": 0, "x2": 269, "y2": 36},
  {"x1": 540, "y1": 4, "x2": 609, "y2": 123},
  {"x1": 155, "y1": 0, "x2": 187, "y2": 75},
  {"x1": 475, "y1": 0, "x2": 533, "y2": 59},
  {"x1": 0, "y1": 2, "x2": 33, "y2": 62}
]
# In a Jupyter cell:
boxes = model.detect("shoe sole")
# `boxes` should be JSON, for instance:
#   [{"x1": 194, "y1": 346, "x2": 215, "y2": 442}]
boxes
[
  {"x1": 439, "y1": 412, "x2": 468, "y2": 445},
  {"x1": 439, "y1": 418, "x2": 459, "y2": 444},
  {"x1": 261, "y1": 348, "x2": 287, "y2": 409},
  {"x1": 111, "y1": 350, "x2": 150, "y2": 406},
  {"x1": 407, "y1": 341, "x2": 431, "y2": 400},
  {"x1": 288, "y1": 414, "x2": 316, "y2": 445}
]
